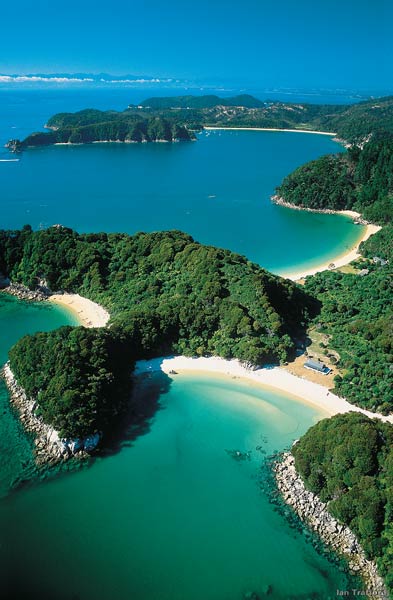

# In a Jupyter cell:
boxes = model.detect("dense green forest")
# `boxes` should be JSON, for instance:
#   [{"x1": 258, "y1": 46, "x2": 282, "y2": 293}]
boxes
[
  {"x1": 275, "y1": 136, "x2": 393, "y2": 222},
  {"x1": 293, "y1": 413, "x2": 393, "y2": 594},
  {"x1": 9, "y1": 327, "x2": 134, "y2": 438},
  {"x1": 8, "y1": 94, "x2": 393, "y2": 151},
  {"x1": 303, "y1": 268, "x2": 392, "y2": 413},
  {"x1": 1, "y1": 227, "x2": 314, "y2": 436},
  {"x1": 7, "y1": 111, "x2": 194, "y2": 149}
]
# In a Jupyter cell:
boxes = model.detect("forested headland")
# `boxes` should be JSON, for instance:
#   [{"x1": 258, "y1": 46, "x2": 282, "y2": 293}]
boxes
[
  {"x1": 293, "y1": 413, "x2": 393, "y2": 595},
  {"x1": 6, "y1": 111, "x2": 194, "y2": 150},
  {"x1": 1, "y1": 227, "x2": 314, "y2": 437},
  {"x1": 7, "y1": 94, "x2": 393, "y2": 150}
]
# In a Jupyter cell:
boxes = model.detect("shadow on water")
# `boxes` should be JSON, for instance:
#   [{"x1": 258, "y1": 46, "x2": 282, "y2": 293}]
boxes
[
  {"x1": 3, "y1": 367, "x2": 173, "y2": 497},
  {"x1": 99, "y1": 368, "x2": 173, "y2": 458}
]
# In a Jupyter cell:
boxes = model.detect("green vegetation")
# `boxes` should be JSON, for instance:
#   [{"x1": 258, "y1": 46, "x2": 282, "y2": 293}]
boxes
[
  {"x1": 9, "y1": 110, "x2": 194, "y2": 149},
  {"x1": 1, "y1": 227, "x2": 314, "y2": 436},
  {"x1": 303, "y1": 268, "x2": 392, "y2": 413},
  {"x1": 293, "y1": 413, "x2": 393, "y2": 594},
  {"x1": 276, "y1": 154, "x2": 356, "y2": 210},
  {"x1": 276, "y1": 136, "x2": 393, "y2": 222},
  {"x1": 275, "y1": 136, "x2": 393, "y2": 414},
  {"x1": 136, "y1": 94, "x2": 265, "y2": 109},
  {"x1": 8, "y1": 94, "x2": 393, "y2": 151},
  {"x1": 271, "y1": 91, "x2": 393, "y2": 592},
  {"x1": 9, "y1": 327, "x2": 134, "y2": 438}
]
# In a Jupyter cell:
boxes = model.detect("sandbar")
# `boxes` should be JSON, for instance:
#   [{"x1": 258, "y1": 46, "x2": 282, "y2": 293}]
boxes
[
  {"x1": 135, "y1": 356, "x2": 393, "y2": 424},
  {"x1": 49, "y1": 294, "x2": 110, "y2": 328}
]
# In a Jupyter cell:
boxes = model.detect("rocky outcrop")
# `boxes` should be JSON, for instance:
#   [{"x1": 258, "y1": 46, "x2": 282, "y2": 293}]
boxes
[
  {"x1": 275, "y1": 452, "x2": 388, "y2": 599},
  {"x1": 2, "y1": 363, "x2": 100, "y2": 464},
  {"x1": 271, "y1": 195, "x2": 371, "y2": 225},
  {"x1": 3, "y1": 282, "x2": 49, "y2": 301}
]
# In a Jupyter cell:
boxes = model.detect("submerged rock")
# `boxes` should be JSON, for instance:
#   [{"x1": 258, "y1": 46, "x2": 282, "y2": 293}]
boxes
[{"x1": 225, "y1": 449, "x2": 252, "y2": 461}]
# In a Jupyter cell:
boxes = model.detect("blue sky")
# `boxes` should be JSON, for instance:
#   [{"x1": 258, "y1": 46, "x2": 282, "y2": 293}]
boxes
[{"x1": 1, "y1": 0, "x2": 392, "y2": 90}]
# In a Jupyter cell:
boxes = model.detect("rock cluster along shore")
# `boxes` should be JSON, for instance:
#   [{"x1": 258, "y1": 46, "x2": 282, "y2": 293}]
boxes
[
  {"x1": 275, "y1": 452, "x2": 388, "y2": 598},
  {"x1": 2, "y1": 282, "x2": 49, "y2": 301},
  {"x1": 271, "y1": 195, "x2": 370, "y2": 225},
  {"x1": 2, "y1": 363, "x2": 100, "y2": 464}
]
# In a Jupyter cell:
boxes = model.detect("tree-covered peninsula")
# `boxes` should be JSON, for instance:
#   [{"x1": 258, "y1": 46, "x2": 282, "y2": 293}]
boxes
[
  {"x1": 292, "y1": 413, "x2": 393, "y2": 595},
  {"x1": 1, "y1": 226, "x2": 314, "y2": 438},
  {"x1": 7, "y1": 111, "x2": 194, "y2": 150},
  {"x1": 7, "y1": 94, "x2": 393, "y2": 151},
  {"x1": 275, "y1": 135, "x2": 393, "y2": 222},
  {"x1": 9, "y1": 327, "x2": 134, "y2": 438}
]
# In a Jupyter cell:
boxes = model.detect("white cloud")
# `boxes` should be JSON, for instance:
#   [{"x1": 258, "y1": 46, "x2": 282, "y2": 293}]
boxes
[
  {"x1": 101, "y1": 78, "x2": 173, "y2": 84},
  {"x1": 0, "y1": 74, "x2": 174, "y2": 85},
  {"x1": 0, "y1": 75, "x2": 94, "y2": 83}
]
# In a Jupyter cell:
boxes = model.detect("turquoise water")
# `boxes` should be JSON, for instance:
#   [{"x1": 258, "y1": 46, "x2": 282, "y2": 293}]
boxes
[
  {"x1": 0, "y1": 370, "x2": 358, "y2": 600},
  {"x1": 1, "y1": 130, "x2": 362, "y2": 275},
  {"x1": 0, "y1": 294, "x2": 79, "y2": 497}
]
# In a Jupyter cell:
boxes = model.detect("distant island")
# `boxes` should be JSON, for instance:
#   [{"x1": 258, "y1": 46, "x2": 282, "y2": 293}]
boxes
[{"x1": 6, "y1": 93, "x2": 393, "y2": 150}]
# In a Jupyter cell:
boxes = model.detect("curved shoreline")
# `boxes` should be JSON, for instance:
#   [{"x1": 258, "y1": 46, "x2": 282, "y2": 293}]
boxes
[
  {"x1": 204, "y1": 126, "x2": 337, "y2": 135},
  {"x1": 281, "y1": 221, "x2": 381, "y2": 280},
  {"x1": 270, "y1": 199, "x2": 381, "y2": 280},
  {"x1": 134, "y1": 356, "x2": 393, "y2": 424},
  {"x1": 49, "y1": 294, "x2": 109, "y2": 327}
]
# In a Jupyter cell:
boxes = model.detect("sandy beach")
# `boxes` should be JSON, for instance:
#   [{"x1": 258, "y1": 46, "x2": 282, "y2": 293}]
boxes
[
  {"x1": 204, "y1": 126, "x2": 337, "y2": 136},
  {"x1": 49, "y1": 294, "x2": 110, "y2": 327},
  {"x1": 135, "y1": 356, "x2": 393, "y2": 424},
  {"x1": 281, "y1": 221, "x2": 381, "y2": 280}
]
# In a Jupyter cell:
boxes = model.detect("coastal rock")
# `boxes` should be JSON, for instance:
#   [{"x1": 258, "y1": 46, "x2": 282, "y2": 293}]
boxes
[
  {"x1": 1, "y1": 362, "x2": 101, "y2": 464},
  {"x1": 271, "y1": 195, "x2": 372, "y2": 224},
  {"x1": 275, "y1": 452, "x2": 388, "y2": 598},
  {"x1": 2, "y1": 282, "x2": 49, "y2": 302}
]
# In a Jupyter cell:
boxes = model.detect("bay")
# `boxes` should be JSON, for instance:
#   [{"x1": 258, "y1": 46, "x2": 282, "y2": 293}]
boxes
[
  {"x1": 0, "y1": 88, "x2": 362, "y2": 275},
  {"x1": 0, "y1": 371, "x2": 359, "y2": 600}
]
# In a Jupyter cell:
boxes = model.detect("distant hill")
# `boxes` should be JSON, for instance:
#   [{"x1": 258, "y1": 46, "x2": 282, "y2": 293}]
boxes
[
  {"x1": 133, "y1": 95, "x2": 393, "y2": 144},
  {"x1": 136, "y1": 94, "x2": 265, "y2": 109},
  {"x1": 7, "y1": 109, "x2": 195, "y2": 150},
  {"x1": 8, "y1": 95, "x2": 393, "y2": 152}
]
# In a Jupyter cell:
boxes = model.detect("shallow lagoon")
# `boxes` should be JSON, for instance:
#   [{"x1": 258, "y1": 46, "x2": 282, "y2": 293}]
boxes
[{"x1": 0, "y1": 370, "x2": 359, "y2": 600}]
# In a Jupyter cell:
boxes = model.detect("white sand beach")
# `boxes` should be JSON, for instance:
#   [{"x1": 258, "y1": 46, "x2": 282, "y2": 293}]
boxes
[
  {"x1": 204, "y1": 126, "x2": 337, "y2": 136},
  {"x1": 135, "y1": 356, "x2": 393, "y2": 424},
  {"x1": 281, "y1": 222, "x2": 381, "y2": 280},
  {"x1": 49, "y1": 294, "x2": 110, "y2": 328}
]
